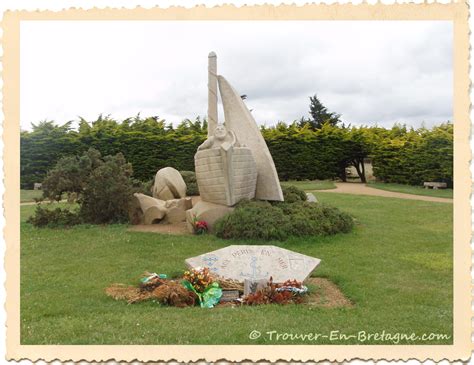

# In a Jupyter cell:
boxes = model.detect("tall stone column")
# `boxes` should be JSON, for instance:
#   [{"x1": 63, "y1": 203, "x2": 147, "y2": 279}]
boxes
[{"x1": 207, "y1": 52, "x2": 218, "y2": 137}]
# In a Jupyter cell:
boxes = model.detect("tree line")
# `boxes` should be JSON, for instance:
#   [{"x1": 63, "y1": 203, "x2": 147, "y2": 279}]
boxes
[{"x1": 20, "y1": 113, "x2": 453, "y2": 189}]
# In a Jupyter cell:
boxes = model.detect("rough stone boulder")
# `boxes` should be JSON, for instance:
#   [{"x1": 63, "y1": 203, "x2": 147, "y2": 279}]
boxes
[
  {"x1": 185, "y1": 200, "x2": 234, "y2": 233},
  {"x1": 306, "y1": 193, "x2": 318, "y2": 203},
  {"x1": 164, "y1": 197, "x2": 193, "y2": 224},
  {"x1": 152, "y1": 167, "x2": 187, "y2": 200},
  {"x1": 129, "y1": 193, "x2": 167, "y2": 225}
]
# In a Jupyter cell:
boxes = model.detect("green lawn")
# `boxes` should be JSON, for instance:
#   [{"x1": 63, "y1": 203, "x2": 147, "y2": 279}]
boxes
[
  {"x1": 20, "y1": 193, "x2": 452, "y2": 345},
  {"x1": 20, "y1": 189, "x2": 43, "y2": 203},
  {"x1": 367, "y1": 182, "x2": 453, "y2": 199},
  {"x1": 281, "y1": 180, "x2": 336, "y2": 191}
]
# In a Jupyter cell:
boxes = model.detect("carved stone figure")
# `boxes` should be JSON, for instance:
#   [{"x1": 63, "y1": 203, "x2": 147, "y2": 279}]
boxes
[
  {"x1": 195, "y1": 133, "x2": 257, "y2": 206},
  {"x1": 197, "y1": 123, "x2": 240, "y2": 152}
]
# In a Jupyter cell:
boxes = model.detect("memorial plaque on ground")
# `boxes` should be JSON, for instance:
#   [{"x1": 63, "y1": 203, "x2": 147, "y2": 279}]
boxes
[
  {"x1": 185, "y1": 245, "x2": 321, "y2": 283},
  {"x1": 220, "y1": 290, "x2": 240, "y2": 302}
]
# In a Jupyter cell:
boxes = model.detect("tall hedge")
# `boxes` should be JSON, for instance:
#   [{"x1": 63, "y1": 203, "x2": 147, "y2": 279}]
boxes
[
  {"x1": 20, "y1": 116, "x2": 207, "y2": 188},
  {"x1": 20, "y1": 116, "x2": 453, "y2": 188},
  {"x1": 371, "y1": 123, "x2": 453, "y2": 186},
  {"x1": 262, "y1": 123, "x2": 347, "y2": 180}
]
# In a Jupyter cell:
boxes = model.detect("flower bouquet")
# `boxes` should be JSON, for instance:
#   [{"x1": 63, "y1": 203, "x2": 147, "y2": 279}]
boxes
[
  {"x1": 182, "y1": 267, "x2": 222, "y2": 308},
  {"x1": 192, "y1": 214, "x2": 209, "y2": 235}
]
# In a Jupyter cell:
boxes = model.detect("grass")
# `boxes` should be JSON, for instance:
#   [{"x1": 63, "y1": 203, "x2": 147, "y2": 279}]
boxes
[
  {"x1": 280, "y1": 180, "x2": 336, "y2": 191},
  {"x1": 367, "y1": 182, "x2": 453, "y2": 199},
  {"x1": 20, "y1": 193, "x2": 452, "y2": 345},
  {"x1": 20, "y1": 189, "x2": 43, "y2": 203}
]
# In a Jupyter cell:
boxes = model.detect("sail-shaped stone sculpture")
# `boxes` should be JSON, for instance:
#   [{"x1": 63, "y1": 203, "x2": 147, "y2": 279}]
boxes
[
  {"x1": 186, "y1": 52, "x2": 284, "y2": 232},
  {"x1": 218, "y1": 76, "x2": 283, "y2": 201},
  {"x1": 207, "y1": 52, "x2": 218, "y2": 137}
]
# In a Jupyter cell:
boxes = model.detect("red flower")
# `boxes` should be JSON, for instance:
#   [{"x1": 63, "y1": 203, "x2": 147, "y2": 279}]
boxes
[
  {"x1": 193, "y1": 220, "x2": 208, "y2": 234},
  {"x1": 196, "y1": 221, "x2": 208, "y2": 229}
]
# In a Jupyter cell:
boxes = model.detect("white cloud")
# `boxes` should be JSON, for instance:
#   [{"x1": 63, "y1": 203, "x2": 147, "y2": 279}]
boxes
[{"x1": 20, "y1": 20, "x2": 452, "y2": 130}]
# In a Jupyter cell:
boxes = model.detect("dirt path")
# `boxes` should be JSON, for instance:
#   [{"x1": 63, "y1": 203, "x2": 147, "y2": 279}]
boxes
[
  {"x1": 128, "y1": 222, "x2": 191, "y2": 235},
  {"x1": 318, "y1": 182, "x2": 453, "y2": 203}
]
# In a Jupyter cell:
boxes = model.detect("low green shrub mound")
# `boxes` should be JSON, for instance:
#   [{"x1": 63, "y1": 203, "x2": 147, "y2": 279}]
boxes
[
  {"x1": 27, "y1": 205, "x2": 82, "y2": 228},
  {"x1": 279, "y1": 202, "x2": 354, "y2": 236},
  {"x1": 215, "y1": 201, "x2": 289, "y2": 241},
  {"x1": 214, "y1": 200, "x2": 354, "y2": 241},
  {"x1": 281, "y1": 185, "x2": 307, "y2": 203}
]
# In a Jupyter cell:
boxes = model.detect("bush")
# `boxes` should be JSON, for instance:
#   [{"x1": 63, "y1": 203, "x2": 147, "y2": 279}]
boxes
[
  {"x1": 79, "y1": 153, "x2": 133, "y2": 224},
  {"x1": 31, "y1": 148, "x2": 135, "y2": 226},
  {"x1": 214, "y1": 201, "x2": 290, "y2": 240},
  {"x1": 180, "y1": 170, "x2": 199, "y2": 196},
  {"x1": 27, "y1": 205, "x2": 82, "y2": 228},
  {"x1": 42, "y1": 148, "x2": 102, "y2": 201},
  {"x1": 279, "y1": 201, "x2": 354, "y2": 236},
  {"x1": 214, "y1": 200, "x2": 353, "y2": 241},
  {"x1": 281, "y1": 185, "x2": 307, "y2": 203},
  {"x1": 131, "y1": 178, "x2": 154, "y2": 196}
]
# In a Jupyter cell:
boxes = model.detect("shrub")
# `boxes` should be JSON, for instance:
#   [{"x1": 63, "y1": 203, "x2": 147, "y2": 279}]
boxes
[
  {"x1": 131, "y1": 178, "x2": 154, "y2": 196},
  {"x1": 180, "y1": 170, "x2": 199, "y2": 196},
  {"x1": 214, "y1": 201, "x2": 290, "y2": 241},
  {"x1": 27, "y1": 205, "x2": 82, "y2": 228},
  {"x1": 42, "y1": 148, "x2": 102, "y2": 201},
  {"x1": 281, "y1": 185, "x2": 307, "y2": 203},
  {"x1": 32, "y1": 148, "x2": 135, "y2": 226},
  {"x1": 279, "y1": 201, "x2": 353, "y2": 236},
  {"x1": 214, "y1": 200, "x2": 353, "y2": 241},
  {"x1": 79, "y1": 153, "x2": 133, "y2": 224}
]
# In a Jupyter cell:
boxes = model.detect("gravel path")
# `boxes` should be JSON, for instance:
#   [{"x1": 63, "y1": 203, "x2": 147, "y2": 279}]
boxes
[{"x1": 318, "y1": 182, "x2": 453, "y2": 203}]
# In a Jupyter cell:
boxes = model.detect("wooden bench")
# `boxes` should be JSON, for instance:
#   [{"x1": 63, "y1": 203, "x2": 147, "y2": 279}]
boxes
[{"x1": 423, "y1": 182, "x2": 447, "y2": 190}]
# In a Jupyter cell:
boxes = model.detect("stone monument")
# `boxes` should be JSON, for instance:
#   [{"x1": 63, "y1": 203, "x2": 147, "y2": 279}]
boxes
[
  {"x1": 186, "y1": 52, "x2": 283, "y2": 231},
  {"x1": 153, "y1": 167, "x2": 187, "y2": 201},
  {"x1": 130, "y1": 166, "x2": 191, "y2": 225},
  {"x1": 130, "y1": 193, "x2": 192, "y2": 225},
  {"x1": 185, "y1": 245, "x2": 321, "y2": 283},
  {"x1": 195, "y1": 123, "x2": 257, "y2": 206}
]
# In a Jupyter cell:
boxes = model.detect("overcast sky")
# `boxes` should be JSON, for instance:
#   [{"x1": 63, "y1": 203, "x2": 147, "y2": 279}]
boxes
[{"x1": 20, "y1": 20, "x2": 452, "y2": 130}]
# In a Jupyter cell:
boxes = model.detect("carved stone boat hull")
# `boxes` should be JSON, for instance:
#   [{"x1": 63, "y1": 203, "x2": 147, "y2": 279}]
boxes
[{"x1": 195, "y1": 147, "x2": 257, "y2": 206}]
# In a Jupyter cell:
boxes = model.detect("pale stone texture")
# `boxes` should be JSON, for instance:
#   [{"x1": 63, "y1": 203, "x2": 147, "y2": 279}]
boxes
[
  {"x1": 306, "y1": 192, "x2": 318, "y2": 202},
  {"x1": 143, "y1": 206, "x2": 167, "y2": 225},
  {"x1": 130, "y1": 193, "x2": 167, "y2": 225},
  {"x1": 131, "y1": 194, "x2": 192, "y2": 225},
  {"x1": 164, "y1": 197, "x2": 193, "y2": 224},
  {"x1": 220, "y1": 290, "x2": 240, "y2": 302},
  {"x1": 185, "y1": 200, "x2": 234, "y2": 233},
  {"x1": 218, "y1": 75, "x2": 283, "y2": 202},
  {"x1": 243, "y1": 279, "x2": 268, "y2": 296},
  {"x1": 186, "y1": 54, "x2": 285, "y2": 230},
  {"x1": 207, "y1": 52, "x2": 218, "y2": 137},
  {"x1": 152, "y1": 167, "x2": 187, "y2": 200},
  {"x1": 195, "y1": 146, "x2": 257, "y2": 206},
  {"x1": 185, "y1": 245, "x2": 321, "y2": 283},
  {"x1": 423, "y1": 182, "x2": 447, "y2": 189}
]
